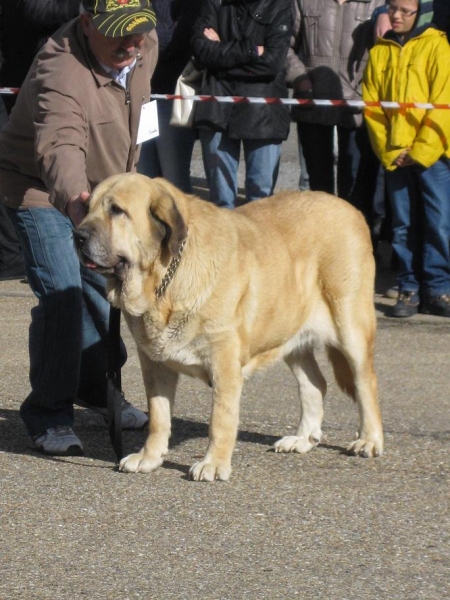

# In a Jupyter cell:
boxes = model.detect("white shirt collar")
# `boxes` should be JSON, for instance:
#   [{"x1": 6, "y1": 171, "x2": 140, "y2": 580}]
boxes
[{"x1": 100, "y1": 59, "x2": 137, "y2": 88}]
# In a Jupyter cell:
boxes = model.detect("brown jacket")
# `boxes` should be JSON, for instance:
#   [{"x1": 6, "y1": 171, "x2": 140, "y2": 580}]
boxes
[{"x1": 0, "y1": 18, "x2": 158, "y2": 212}]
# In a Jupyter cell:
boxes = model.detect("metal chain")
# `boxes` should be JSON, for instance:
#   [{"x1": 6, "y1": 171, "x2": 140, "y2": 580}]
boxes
[{"x1": 155, "y1": 237, "x2": 187, "y2": 300}]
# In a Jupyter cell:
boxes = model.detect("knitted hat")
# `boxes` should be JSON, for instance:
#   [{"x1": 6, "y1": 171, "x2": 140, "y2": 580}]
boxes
[{"x1": 82, "y1": 0, "x2": 157, "y2": 37}]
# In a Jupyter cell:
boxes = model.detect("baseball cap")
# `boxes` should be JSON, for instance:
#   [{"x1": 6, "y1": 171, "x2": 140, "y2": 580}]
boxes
[{"x1": 82, "y1": 0, "x2": 157, "y2": 38}]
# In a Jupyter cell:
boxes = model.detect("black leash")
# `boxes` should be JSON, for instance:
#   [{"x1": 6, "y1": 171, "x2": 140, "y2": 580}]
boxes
[{"x1": 106, "y1": 306, "x2": 123, "y2": 462}]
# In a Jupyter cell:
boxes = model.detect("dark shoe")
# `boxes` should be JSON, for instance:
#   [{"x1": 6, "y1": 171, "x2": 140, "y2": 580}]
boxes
[
  {"x1": 391, "y1": 291, "x2": 419, "y2": 318},
  {"x1": 0, "y1": 264, "x2": 26, "y2": 281},
  {"x1": 32, "y1": 426, "x2": 84, "y2": 456},
  {"x1": 420, "y1": 294, "x2": 450, "y2": 318},
  {"x1": 76, "y1": 395, "x2": 148, "y2": 430}
]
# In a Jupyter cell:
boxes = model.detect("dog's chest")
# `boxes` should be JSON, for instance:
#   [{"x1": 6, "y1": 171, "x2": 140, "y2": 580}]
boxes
[{"x1": 126, "y1": 309, "x2": 202, "y2": 366}]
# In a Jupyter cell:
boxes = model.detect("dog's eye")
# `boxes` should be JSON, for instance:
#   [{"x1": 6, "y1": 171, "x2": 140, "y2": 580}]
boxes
[{"x1": 110, "y1": 204, "x2": 125, "y2": 216}]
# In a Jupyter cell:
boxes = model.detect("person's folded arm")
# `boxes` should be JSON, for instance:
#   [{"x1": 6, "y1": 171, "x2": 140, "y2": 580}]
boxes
[{"x1": 191, "y1": 0, "x2": 291, "y2": 80}]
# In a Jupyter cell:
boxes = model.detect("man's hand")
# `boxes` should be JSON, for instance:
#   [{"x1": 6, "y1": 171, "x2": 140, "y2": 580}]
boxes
[
  {"x1": 202, "y1": 27, "x2": 263, "y2": 55},
  {"x1": 374, "y1": 13, "x2": 391, "y2": 41},
  {"x1": 292, "y1": 76, "x2": 314, "y2": 99},
  {"x1": 65, "y1": 191, "x2": 90, "y2": 227},
  {"x1": 203, "y1": 27, "x2": 220, "y2": 42},
  {"x1": 394, "y1": 149, "x2": 416, "y2": 168}
]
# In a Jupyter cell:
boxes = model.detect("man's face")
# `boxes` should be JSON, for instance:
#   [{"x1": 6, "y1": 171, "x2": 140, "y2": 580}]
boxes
[
  {"x1": 387, "y1": 0, "x2": 420, "y2": 36},
  {"x1": 80, "y1": 14, "x2": 145, "y2": 71}
]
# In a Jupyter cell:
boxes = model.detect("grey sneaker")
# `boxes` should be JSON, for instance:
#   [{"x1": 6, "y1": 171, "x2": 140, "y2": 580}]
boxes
[
  {"x1": 76, "y1": 395, "x2": 148, "y2": 430},
  {"x1": 32, "y1": 426, "x2": 84, "y2": 456}
]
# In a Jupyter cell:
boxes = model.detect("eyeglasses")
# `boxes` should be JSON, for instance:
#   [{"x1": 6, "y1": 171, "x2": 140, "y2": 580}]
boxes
[{"x1": 387, "y1": 4, "x2": 419, "y2": 17}]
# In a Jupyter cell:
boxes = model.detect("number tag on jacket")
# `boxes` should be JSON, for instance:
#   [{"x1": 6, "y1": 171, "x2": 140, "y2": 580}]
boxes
[{"x1": 137, "y1": 100, "x2": 159, "y2": 144}]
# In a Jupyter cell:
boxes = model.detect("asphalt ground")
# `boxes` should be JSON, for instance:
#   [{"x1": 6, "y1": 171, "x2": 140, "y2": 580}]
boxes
[{"x1": 0, "y1": 128, "x2": 449, "y2": 600}]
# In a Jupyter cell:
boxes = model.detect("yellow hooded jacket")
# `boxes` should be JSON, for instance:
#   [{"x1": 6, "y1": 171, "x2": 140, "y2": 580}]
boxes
[{"x1": 362, "y1": 27, "x2": 450, "y2": 170}]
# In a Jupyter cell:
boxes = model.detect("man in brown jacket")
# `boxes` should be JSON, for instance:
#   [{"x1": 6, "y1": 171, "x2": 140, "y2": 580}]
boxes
[{"x1": 0, "y1": 0, "x2": 158, "y2": 455}]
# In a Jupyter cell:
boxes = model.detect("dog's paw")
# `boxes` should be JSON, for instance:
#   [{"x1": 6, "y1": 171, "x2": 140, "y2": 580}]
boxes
[
  {"x1": 347, "y1": 437, "x2": 383, "y2": 458},
  {"x1": 189, "y1": 459, "x2": 232, "y2": 482},
  {"x1": 273, "y1": 434, "x2": 320, "y2": 454},
  {"x1": 119, "y1": 451, "x2": 164, "y2": 473}
]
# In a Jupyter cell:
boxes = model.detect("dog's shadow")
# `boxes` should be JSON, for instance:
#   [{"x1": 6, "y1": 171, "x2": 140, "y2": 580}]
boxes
[{"x1": 0, "y1": 408, "x2": 347, "y2": 476}]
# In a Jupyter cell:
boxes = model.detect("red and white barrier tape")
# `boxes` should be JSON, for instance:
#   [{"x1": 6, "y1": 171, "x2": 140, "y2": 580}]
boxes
[
  {"x1": 150, "y1": 94, "x2": 450, "y2": 110},
  {"x1": 0, "y1": 88, "x2": 20, "y2": 95},
  {"x1": 1, "y1": 87, "x2": 449, "y2": 109}
]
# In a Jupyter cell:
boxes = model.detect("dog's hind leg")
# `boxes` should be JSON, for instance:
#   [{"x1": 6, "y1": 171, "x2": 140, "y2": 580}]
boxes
[
  {"x1": 328, "y1": 317, "x2": 383, "y2": 458},
  {"x1": 274, "y1": 349, "x2": 326, "y2": 454},
  {"x1": 120, "y1": 355, "x2": 178, "y2": 473}
]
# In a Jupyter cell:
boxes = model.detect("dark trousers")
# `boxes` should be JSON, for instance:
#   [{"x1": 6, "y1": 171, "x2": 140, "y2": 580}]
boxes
[
  {"x1": 296, "y1": 121, "x2": 385, "y2": 240},
  {"x1": 0, "y1": 102, "x2": 25, "y2": 276},
  {"x1": 0, "y1": 203, "x2": 24, "y2": 274}
]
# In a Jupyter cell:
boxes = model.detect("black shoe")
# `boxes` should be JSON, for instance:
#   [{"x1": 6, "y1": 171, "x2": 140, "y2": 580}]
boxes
[
  {"x1": 391, "y1": 291, "x2": 419, "y2": 318},
  {"x1": 0, "y1": 264, "x2": 26, "y2": 281},
  {"x1": 420, "y1": 294, "x2": 450, "y2": 318}
]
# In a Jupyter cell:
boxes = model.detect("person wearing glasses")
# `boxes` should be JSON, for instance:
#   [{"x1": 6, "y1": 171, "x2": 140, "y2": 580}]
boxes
[
  {"x1": 372, "y1": 1, "x2": 434, "y2": 39},
  {"x1": 363, "y1": 0, "x2": 450, "y2": 318}
]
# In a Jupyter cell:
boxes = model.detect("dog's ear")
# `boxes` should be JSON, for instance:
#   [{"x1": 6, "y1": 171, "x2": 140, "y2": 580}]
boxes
[{"x1": 149, "y1": 179, "x2": 188, "y2": 256}]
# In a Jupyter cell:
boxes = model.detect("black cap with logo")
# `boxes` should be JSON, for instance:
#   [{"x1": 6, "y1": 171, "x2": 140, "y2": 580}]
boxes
[{"x1": 82, "y1": 0, "x2": 157, "y2": 38}]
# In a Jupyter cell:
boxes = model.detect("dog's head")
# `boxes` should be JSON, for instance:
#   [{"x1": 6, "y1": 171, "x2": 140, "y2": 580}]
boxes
[{"x1": 74, "y1": 173, "x2": 187, "y2": 312}]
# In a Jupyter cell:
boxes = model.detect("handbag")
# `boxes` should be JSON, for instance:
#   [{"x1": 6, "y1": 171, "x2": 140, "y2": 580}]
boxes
[{"x1": 170, "y1": 60, "x2": 204, "y2": 127}]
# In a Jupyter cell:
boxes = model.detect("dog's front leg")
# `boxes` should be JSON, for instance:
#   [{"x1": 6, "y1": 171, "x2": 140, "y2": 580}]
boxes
[
  {"x1": 120, "y1": 357, "x2": 178, "y2": 474},
  {"x1": 190, "y1": 355, "x2": 243, "y2": 482}
]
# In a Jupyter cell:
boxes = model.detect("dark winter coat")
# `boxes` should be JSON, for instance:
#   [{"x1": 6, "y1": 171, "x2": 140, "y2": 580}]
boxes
[
  {"x1": 150, "y1": 0, "x2": 200, "y2": 94},
  {"x1": 0, "y1": 0, "x2": 79, "y2": 113},
  {"x1": 191, "y1": 0, "x2": 292, "y2": 140},
  {"x1": 433, "y1": 0, "x2": 450, "y2": 38}
]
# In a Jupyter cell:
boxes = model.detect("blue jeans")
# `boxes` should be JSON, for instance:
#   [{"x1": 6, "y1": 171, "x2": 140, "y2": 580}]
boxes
[
  {"x1": 137, "y1": 99, "x2": 196, "y2": 194},
  {"x1": 386, "y1": 158, "x2": 450, "y2": 297},
  {"x1": 8, "y1": 207, "x2": 126, "y2": 437},
  {"x1": 199, "y1": 130, "x2": 282, "y2": 208}
]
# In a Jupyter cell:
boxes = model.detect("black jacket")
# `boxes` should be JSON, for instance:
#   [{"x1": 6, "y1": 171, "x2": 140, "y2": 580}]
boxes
[
  {"x1": 0, "y1": 0, "x2": 79, "y2": 113},
  {"x1": 151, "y1": 0, "x2": 201, "y2": 94},
  {"x1": 191, "y1": 0, "x2": 292, "y2": 140}
]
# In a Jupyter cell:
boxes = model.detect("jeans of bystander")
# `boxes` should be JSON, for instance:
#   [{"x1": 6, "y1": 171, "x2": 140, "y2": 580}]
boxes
[
  {"x1": 385, "y1": 157, "x2": 450, "y2": 297},
  {"x1": 199, "y1": 129, "x2": 282, "y2": 208},
  {"x1": 137, "y1": 99, "x2": 196, "y2": 194}
]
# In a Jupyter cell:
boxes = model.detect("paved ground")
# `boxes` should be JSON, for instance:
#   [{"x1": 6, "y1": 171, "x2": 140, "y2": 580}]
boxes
[{"x1": 0, "y1": 129, "x2": 449, "y2": 599}]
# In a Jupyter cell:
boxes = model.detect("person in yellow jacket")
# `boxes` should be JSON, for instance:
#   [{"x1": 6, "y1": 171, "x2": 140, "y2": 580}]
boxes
[{"x1": 363, "y1": 0, "x2": 450, "y2": 318}]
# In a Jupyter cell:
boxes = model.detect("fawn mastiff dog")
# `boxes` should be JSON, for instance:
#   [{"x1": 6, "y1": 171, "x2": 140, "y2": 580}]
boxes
[{"x1": 75, "y1": 173, "x2": 383, "y2": 481}]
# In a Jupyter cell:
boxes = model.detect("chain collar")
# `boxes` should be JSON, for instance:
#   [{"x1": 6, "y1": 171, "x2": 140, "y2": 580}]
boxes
[{"x1": 155, "y1": 237, "x2": 187, "y2": 300}]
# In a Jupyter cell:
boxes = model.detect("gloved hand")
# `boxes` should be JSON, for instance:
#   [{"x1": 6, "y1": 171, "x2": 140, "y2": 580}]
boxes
[{"x1": 292, "y1": 75, "x2": 313, "y2": 99}]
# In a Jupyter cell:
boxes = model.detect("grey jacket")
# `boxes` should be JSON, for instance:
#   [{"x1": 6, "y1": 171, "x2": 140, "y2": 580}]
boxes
[
  {"x1": 286, "y1": 0, "x2": 385, "y2": 127},
  {"x1": 0, "y1": 18, "x2": 158, "y2": 212}
]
